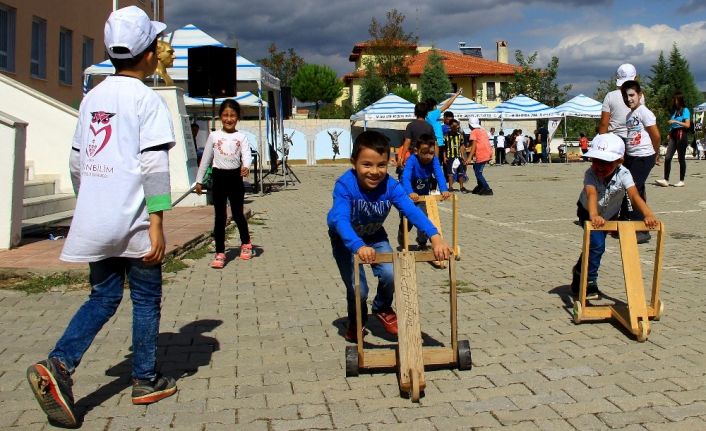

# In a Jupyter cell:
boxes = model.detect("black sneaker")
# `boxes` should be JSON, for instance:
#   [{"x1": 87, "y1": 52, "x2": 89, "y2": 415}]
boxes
[
  {"x1": 479, "y1": 188, "x2": 494, "y2": 196},
  {"x1": 470, "y1": 185, "x2": 483, "y2": 194},
  {"x1": 586, "y1": 280, "x2": 602, "y2": 300},
  {"x1": 636, "y1": 231, "x2": 651, "y2": 244},
  {"x1": 570, "y1": 266, "x2": 580, "y2": 296},
  {"x1": 26, "y1": 357, "x2": 78, "y2": 428},
  {"x1": 131, "y1": 374, "x2": 177, "y2": 405}
]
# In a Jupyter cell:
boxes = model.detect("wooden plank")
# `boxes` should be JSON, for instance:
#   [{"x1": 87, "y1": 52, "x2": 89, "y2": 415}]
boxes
[
  {"x1": 393, "y1": 251, "x2": 426, "y2": 393},
  {"x1": 650, "y1": 221, "x2": 665, "y2": 308},
  {"x1": 617, "y1": 222, "x2": 649, "y2": 333},
  {"x1": 579, "y1": 222, "x2": 591, "y2": 307},
  {"x1": 580, "y1": 306, "x2": 614, "y2": 320},
  {"x1": 361, "y1": 347, "x2": 456, "y2": 370}
]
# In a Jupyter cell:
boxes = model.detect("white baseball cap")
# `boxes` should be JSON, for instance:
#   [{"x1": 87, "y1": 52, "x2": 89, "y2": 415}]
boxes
[
  {"x1": 104, "y1": 6, "x2": 166, "y2": 59},
  {"x1": 584, "y1": 133, "x2": 625, "y2": 162},
  {"x1": 616, "y1": 63, "x2": 637, "y2": 87},
  {"x1": 468, "y1": 117, "x2": 481, "y2": 129}
]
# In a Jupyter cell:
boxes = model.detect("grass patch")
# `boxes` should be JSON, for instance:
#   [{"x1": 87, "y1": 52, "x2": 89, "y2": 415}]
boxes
[
  {"x1": 163, "y1": 255, "x2": 188, "y2": 273},
  {"x1": 0, "y1": 272, "x2": 88, "y2": 294},
  {"x1": 182, "y1": 242, "x2": 211, "y2": 260}
]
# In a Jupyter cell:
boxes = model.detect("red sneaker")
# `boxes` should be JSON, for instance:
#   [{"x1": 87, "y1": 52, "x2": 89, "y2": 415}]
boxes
[
  {"x1": 344, "y1": 325, "x2": 367, "y2": 343},
  {"x1": 375, "y1": 310, "x2": 398, "y2": 335}
]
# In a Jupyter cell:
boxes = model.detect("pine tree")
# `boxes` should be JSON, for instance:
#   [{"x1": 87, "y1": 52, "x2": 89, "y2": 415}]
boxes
[
  {"x1": 419, "y1": 50, "x2": 452, "y2": 104},
  {"x1": 291, "y1": 64, "x2": 343, "y2": 118},
  {"x1": 357, "y1": 60, "x2": 386, "y2": 110}
]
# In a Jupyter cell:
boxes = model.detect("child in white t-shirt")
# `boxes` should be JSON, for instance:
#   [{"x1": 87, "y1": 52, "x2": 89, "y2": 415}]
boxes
[
  {"x1": 195, "y1": 99, "x2": 254, "y2": 267},
  {"x1": 26, "y1": 7, "x2": 177, "y2": 427},
  {"x1": 619, "y1": 80, "x2": 661, "y2": 244},
  {"x1": 571, "y1": 133, "x2": 658, "y2": 298}
]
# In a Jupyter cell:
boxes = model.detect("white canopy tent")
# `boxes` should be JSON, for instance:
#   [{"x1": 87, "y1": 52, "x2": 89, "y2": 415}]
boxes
[
  {"x1": 695, "y1": 102, "x2": 706, "y2": 113},
  {"x1": 493, "y1": 94, "x2": 559, "y2": 119},
  {"x1": 554, "y1": 94, "x2": 602, "y2": 118},
  {"x1": 83, "y1": 24, "x2": 281, "y2": 193},
  {"x1": 438, "y1": 94, "x2": 499, "y2": 119},
  {"x1": 350, "y1": 93, "x2": 415, "y2": 123}
]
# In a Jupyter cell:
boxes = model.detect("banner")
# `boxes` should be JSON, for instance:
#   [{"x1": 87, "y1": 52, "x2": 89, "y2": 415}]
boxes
[{"x1": 547, "y1": 117, "x2": 562, "y2": 142}]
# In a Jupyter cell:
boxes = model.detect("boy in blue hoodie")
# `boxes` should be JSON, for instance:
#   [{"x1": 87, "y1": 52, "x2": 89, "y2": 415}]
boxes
[
  {"x1": 400, "y1": 134, "x2": 451, "y2": 249},
  {"x1": 328, "y1": 131, "x2": 452, "y2": 342}
]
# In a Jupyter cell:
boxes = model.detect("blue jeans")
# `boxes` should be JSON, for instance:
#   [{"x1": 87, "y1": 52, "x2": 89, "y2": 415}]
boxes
[
  {"x1": 329, "y1": 231, "x2": 394, "y2": 327},
  {"x1": 473, "y1": 161, "x2": 490, "y2": 190},
  {"x1": 575, "y1": 203, "x2": 608, "y2": 282},
  {"x1": 50, "y1": 257, "x2": 162, "y2": 379}
]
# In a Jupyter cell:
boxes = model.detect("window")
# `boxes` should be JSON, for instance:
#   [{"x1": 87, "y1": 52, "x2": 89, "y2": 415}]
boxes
[
  {"x1": 0, "y1": 3, "x2": 16, "y2": 72},
  {"x1": 82, "y1": 37, "x2": 94, "y2": 91},
  {"x1": 499, "y1": 82, "x2": 510, "y2": 100},
  {"x1": 486, "y1": 81, "x2": 496, "y2": 101},
  {"x1": 59, "y1": 27, "x2": 72, "y2": 84},
  {"x1": 30, "y1": 17, "x2": 46, "y2": 78}
]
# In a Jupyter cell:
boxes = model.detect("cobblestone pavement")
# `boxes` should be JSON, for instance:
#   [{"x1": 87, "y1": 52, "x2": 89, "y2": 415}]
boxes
[{"x1": 2, "y1": 160, "x2": 706, "y2": 430}]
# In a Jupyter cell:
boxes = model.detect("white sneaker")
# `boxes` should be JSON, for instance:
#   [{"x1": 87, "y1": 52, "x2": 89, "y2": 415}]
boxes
[
  {"x1": 655, "y1": 179, "x2": 669, "y2": 187},
  {"x1": 673, "y1": 181, "x2": 685, "y2": 187}
]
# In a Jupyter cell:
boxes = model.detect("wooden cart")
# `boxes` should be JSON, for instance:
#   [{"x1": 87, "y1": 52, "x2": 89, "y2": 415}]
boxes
[
  {"x1": 572, "y1": 221, "x2": 665, "y2": 342},
  {"x1": 401, "y1": 194, "x2": 461, "y2": 267},
  {"x1": 345, "y1": 251, "x2": 472, "y2": 402}
]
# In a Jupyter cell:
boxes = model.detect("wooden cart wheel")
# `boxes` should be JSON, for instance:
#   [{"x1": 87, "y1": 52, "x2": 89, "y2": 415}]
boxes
[
  {"x1": 410, "y1": 369, "x2": 420, "y2": 403},
  {"x1": 636, "y1": 320, "x2": 649, "y2": 342},
  {"x1": 653, "y1": 300, "x2": 664, "y2": 321},
  {"x1": 457, "y1": 340, "x2": 472, "y2": 371},
  {"x1": 572, "y1": 301, "x2": 582, "y2": 324},
  {"x1": 345, "y1": 346, "x2": 359, "y2": 377}
]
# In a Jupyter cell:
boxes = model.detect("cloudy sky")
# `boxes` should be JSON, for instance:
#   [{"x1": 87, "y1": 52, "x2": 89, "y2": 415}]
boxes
[{"x1": 165, "y1": 0, "x2": 706, "y2": 98}]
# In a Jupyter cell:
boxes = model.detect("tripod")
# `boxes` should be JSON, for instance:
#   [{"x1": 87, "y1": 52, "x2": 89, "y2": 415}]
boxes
[{"x1": 262, "y1": 133, "x2": 300, "y2": 188}]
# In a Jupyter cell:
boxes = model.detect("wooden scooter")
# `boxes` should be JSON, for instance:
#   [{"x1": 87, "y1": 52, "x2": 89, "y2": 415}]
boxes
[
  {"x1": 345, "y1": 251, "x2": 471, "y2": 402},
  {"x1": 572, "y1": 221, "x2": 665, "y2": 342},
  {"x1": 401, "y1": 194, "x2": 461, "y2": 267}
]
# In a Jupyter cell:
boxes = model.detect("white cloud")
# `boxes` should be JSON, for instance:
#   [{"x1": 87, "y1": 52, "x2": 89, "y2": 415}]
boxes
[{"x1": 539, "y1": 21, "x2": 706, "y2": 95}]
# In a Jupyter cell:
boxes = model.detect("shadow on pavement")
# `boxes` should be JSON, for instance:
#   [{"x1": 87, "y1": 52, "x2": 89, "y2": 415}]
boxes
[{"x1": 75, "y1": 319, "x2": 222, "y2": 417}]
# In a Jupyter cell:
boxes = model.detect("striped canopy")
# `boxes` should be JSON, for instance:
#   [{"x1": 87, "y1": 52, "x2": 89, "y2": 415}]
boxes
[
  {"x1": 183, "y1": 91, "x2": 267, "y2": 108},
  {"x1": 695, "y1": 102, "x2": 706, "y2": 113},
  {"x1": 83, "y1": 24, "x2": 279, "y2": 91},
  {"x1": 350, "y1": 94, "x2": 415, "y2": 122},
  {"x1": 493, "y1": 94, "x2": 558, "y2": 119},
  {"x1": 554, "y1": 94, "x2": 602, "y2": 118},
  {"x1": 438, "y1": 94, "x2": 499, "y2": 119}
]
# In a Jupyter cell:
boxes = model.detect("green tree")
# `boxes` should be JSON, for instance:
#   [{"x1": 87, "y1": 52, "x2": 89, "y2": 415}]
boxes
[
  {"x1": 647, "y1": 45, "x2": 704, "y2": 137},
  {"x1": 391, "y1": 85, "x2": 419, "y2": 103},
  {"x1": 419, "y1": 49, "x2": 452, "y2": 103},
  {"x1": 357, "y1": 59, "x2": 386, "y2": 110},
  {"x1": 508, "y1": 50, "x2": 571, "y2": 107},
  {"x1": 291, "y1": 64, "x2": 343, "y2": 118},
  {"x1": 367, "y1": 9, "x2": 417, "y2": 91},
  {"x1": 258, "y1": 43, "x2": 304, "y2": 87},
  {"x1": 318, "y1": 100, "x2": 354, "y2": 119}
]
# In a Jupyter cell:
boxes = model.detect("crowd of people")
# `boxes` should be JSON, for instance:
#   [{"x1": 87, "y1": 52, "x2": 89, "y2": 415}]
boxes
[{"x1": 22, "y1": 6, "x2": 703, "y2": 426}]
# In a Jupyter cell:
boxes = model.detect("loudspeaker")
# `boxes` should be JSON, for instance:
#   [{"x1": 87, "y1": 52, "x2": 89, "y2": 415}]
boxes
[
  {"x1": 187, "y1": 46, "x2": 237, "y2": 98},
  {"x1": 281, "y1": 86, "x2": 292, "y2": 119}
]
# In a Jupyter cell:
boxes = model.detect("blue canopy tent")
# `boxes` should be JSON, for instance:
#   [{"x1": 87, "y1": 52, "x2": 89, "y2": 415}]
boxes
[
  {"x1": 349, "y1": 94, "x2": 416, "y2": 156},
  {"x1": 83, "y1": 24, "x2": 282, "y2": 192},
  {"x1": 554, "y1": 94, "x2": 602, "y2": 118},
  {"x1": 493, "y1": 94, "x2": 558, "y2": 119}
]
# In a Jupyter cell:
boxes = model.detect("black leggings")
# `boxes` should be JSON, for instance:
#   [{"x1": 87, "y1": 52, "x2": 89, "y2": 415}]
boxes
[
  {"x1": 211, "y1": 168, "x2": 250, "y2": 253},
  {"x1": 664, "y1": 129, "x2": 688, "y2": 182}
]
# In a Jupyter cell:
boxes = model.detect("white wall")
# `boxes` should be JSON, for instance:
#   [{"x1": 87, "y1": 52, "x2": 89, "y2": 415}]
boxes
[
  {"x1": 0, "y1": 74, "x2": 77, "y2": 193},
  {"x1": 0, "y1": 112, "x2": 27, "y2": 249}
]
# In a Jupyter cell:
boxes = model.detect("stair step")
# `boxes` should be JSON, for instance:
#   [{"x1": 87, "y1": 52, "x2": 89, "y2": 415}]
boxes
[
  {"x1": 22, "y1": 210, "x2": 74, "y2": 235},
  {"x1": 23, "y1": 194, "x2": 76, "y2": 220},
  {"x1": 24, "y1": 180, "x2": 56, "y2": 199}
]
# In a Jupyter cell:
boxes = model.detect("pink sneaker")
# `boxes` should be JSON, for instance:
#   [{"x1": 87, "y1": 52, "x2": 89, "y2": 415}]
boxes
[
  {"x1": 210, "y1": 253, "x2": 226, "y2": 269},
  {"x1": 239, "y1": 243, "x2": 253, "y2": 260}
]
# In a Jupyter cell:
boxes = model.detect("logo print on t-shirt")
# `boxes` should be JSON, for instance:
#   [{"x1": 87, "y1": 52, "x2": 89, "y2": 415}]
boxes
[{"x1": 88, "y1": 111, "x2": 115, "y2": 158}]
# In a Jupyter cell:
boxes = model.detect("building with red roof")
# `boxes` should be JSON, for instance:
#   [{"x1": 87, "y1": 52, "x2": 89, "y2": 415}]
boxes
[{"x1": 342, "y1": 40, "x2": 519, "y2": 108}]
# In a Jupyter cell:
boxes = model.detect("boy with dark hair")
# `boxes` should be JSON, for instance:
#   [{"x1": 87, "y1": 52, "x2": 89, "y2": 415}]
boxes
[
  {"x1": 328, "y1": 131, "x2": 452, "y2": 342},
  {"x1": 400, "y1": 134, "x2": 451, "y2": 249},
  {"x1": 443, "y1": 119, "x2": 469, "y2": 192},
  {"x1": 397, "y1": 102, "x2": 433, "y2": 173},
  {"x1": 26, "y1": 6, "x2": 176, "y2": 427}
]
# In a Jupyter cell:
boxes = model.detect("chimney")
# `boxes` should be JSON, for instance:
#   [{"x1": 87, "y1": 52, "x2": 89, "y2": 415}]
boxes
[{"x1": 496, "y1": 40, "x2": 508, "y2": 64}]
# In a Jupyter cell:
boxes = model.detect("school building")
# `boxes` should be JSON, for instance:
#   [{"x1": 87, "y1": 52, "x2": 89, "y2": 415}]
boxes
[
  {"x1": 0, "y1": 0, "x2": 164, "y2": 108},
  {"x1": 343, "y1": 40, "x2": 519, "y2": 107}
]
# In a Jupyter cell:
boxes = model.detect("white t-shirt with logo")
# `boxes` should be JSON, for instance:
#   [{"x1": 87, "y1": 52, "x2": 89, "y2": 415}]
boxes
[
  {"x1": 195, "y1": 129, "x2": 253, "y2": 183},
  {"x1": 625, "y1": 105, "x2": 656, "y2": 157},
  {"x1": 61, "y1": 76, "x2": 175, "y2": 262},
  {"x1": 602, "y1": 89, "x2": 646, "y2": 139}
]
